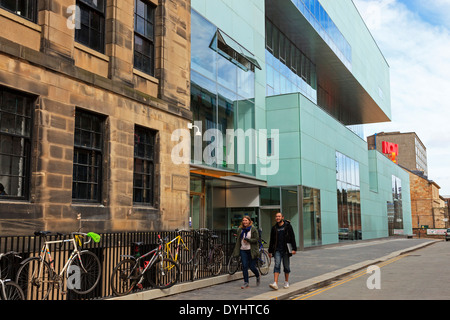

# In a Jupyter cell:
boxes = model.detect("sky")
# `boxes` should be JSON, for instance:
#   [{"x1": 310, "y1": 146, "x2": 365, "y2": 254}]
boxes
[{"x1": 353, "y1": 0, "x2": 450, "y2": 195}]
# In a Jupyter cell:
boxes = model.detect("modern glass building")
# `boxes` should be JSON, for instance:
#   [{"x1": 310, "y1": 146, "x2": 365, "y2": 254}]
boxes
[{"x1": 189, "y1": 0, "x2": 412, "y2": 248}]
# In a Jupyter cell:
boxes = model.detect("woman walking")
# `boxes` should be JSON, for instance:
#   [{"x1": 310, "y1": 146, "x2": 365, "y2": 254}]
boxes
[{"x1": 232, "y1": 216, "x2": 261, "y2": 289}]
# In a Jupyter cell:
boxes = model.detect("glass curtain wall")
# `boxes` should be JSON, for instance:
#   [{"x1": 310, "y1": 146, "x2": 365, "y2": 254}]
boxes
[
  {"x1": 265, "y1": 19, "x2": 317, "y2": 102},
  {"x1": 302, "y1": 187, "x2": 321, "y2": 247},
  {"x1": 336, "y1": 152, "x2": 361, "y2": 241},
  {"x1": 260, "y1": 186, "x2": 322, "y2": 249},
  {"x1": 191, "y1": 10, "x2": 256, "y2": 176},
  {"x1": 388, "y1": 175, "x2": 403, "y2": 235}
]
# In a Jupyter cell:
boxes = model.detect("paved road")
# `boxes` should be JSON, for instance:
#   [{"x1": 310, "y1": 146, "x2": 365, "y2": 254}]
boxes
[
  {"x1": 157, "y1": 238, "x2": 437, "y2": 301},
  {"x1": 291, "y1": 240, "x2": 450, "y2": 300}
]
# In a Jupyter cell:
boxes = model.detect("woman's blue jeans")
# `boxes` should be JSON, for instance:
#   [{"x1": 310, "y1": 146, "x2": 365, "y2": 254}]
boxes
[{"x1": 240, "y1": 250, "x2": 260, "y2": 283}]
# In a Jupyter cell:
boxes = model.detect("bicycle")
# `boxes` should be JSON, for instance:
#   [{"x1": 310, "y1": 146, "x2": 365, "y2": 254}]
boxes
[
  {"x1": 164, "y1": 229, "x2": 196, "y2": 279},
  {"x1": 164, "y1": 229, "x2": 195, "y2": 265},
  {"x1": 110, "y1": 234, "x2": 180, "y2": 296},
  {"x1": 15, "y1": 231, "x2": 102, "y2": 300},
  {"x1": 192, "y1": 229, "x2": 224, "y2": 280},
  {"x1": 227, "y1": 237, "x2": 270, "y2": 276},
  {"x1": 0, "y1": 251, "x2": 25, "y2": 300}
]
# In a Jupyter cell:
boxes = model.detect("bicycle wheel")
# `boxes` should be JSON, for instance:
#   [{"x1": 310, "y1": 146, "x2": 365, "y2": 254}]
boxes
[
  {"x1": 209, "y1": 247, "x2": 224, "y2": 276},
  {"x1": 110, "y1": 259, "x2": 139, "y2": 296},
  {"x1": 192, "y1": 248, "x2": 201, "y2": 280},
  {"x1": 2, "y1": 281, "x2": 25, "y2": 300},
  {"x1": 68, "y1": 250, "x2": 101, "y2": 295},
  {"x1": 179, "y1": 234, "x2": 196, "y2": 265},
  {"x1": 227, "y1": 256, "x2": 240, "y2": 275},
  {"x1": 16, "y1": 257, "x2": 53, "y2": 300},
  {"x1": 147, "y1": 257, "x2": 180, "y2": 289},
  {"x1": 257, "y1": 250, "x2": 270, "y2": 276}
]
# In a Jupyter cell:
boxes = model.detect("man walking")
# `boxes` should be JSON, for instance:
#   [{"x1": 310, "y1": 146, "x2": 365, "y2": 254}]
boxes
[{"x1": 268, "y1": 212, "x2": 297, "y2": 290}]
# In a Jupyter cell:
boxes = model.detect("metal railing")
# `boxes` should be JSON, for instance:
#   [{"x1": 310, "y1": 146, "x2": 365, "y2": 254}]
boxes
[{"x1": 0, "y1": 229, "x2": 236, "y2": 300}]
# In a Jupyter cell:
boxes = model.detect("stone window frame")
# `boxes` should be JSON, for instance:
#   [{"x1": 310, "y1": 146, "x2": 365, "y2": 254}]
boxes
[
  {"x1": 75, "y1": 0, "x2": 106, "y2": 54},
  {"x1": 0, "y1": 0, "x2": 37, "y2": 23},
  {"x1": 133, "y1": 125, "x2": 157, "y2": 206},
  {"x1": 0, "y1": 86, "x2": 34, "y2": 200},
  {"x1": 72, "y1": 108, "x2": 105, "y2": 203},
  {"x1": 133, "y1": 0, "x2": 156, "y2": 76}
]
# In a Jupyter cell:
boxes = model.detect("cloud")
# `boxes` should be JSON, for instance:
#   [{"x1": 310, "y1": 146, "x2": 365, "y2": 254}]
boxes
[{"x1": 354, "y1": 0, "x2": 450, "y2": 194}]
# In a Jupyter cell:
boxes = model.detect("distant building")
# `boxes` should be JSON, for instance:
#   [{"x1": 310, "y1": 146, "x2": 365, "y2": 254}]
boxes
[
  {"x1": 406, "y1": 168, "x2": 444, "y2": 230},
  {"x1": 367, "y1": 132, "x2": 428, "y2": 176}
]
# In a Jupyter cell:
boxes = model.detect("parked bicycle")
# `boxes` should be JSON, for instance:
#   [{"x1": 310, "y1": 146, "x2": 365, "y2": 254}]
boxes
[
  {"x1": 227, "y1": 236, "x2": 270, "y2": 276},
  {"x1": 15, "y1": 231, "x2": 102, "y2": 300},
  {"x1": 192, "y1": 228, "x2": 224, "y2": 280},
  {"x1": 164, "y1": 229, "x2": 195, "y2": 266},
  {"x1": 110, "y1": 234, "x2": 180, "y2": 296},
  {"x1": 0, "y1": 251, "x2": 25, "y2": 300}
]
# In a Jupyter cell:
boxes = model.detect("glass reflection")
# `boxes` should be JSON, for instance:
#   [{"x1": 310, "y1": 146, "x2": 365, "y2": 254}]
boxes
[
  {"x1": 303, "y1": 187, "x2": 321, "y2": 247},
  {"x1": 336, "y1": 152, "x2": 361, "y2": 241},
  {"x1": 190, "y1": 9, "x2": 256, "y2": 175}
]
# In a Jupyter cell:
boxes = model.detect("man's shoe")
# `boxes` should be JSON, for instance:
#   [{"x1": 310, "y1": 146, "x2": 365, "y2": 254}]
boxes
[
  {"x1": 269, "y1": 282, "x2": 278, "y2": 290},
  {"x1": 241, "y1": 282, "x2": 250, "y2": 289},
  {"x1": 283, "y1": 282, "x2": 290, "y2": 289}
]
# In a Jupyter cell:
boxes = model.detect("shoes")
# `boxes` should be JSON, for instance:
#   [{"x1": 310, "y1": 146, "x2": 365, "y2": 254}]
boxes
[
  {"x1": 269, "y1": 282, "x2": 278, "y2": 290},
  {"x1": 284, "y1": 282, "x2": 289, "y2": 289},
  {"x1": 256, "y1": 277, "x2": 261, "y2": 286},
  {"x1": 241, "y1": 282, "x2": 250, "y2": 289}
]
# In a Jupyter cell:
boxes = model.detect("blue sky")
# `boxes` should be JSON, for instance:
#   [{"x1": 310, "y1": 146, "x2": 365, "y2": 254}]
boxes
[{"x1": 353, "y1": 0, "x2": 450, "y2": 195}]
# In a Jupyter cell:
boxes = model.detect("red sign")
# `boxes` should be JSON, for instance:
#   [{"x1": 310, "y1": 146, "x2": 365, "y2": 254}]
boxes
[{"x1": 382, "y1": 141, "x2": 398, "y2": 163}]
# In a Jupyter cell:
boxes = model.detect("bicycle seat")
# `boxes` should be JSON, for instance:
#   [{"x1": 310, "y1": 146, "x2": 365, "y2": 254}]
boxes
[
  {"x1": 34, "y1": 231, "x2": 51, "y2": 237},
  {"x1": 211, "y1": 235, "x2": 218, "y2": 239}
]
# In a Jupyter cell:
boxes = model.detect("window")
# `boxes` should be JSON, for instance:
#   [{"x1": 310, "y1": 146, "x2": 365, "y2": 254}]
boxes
[
  {"x1": 133, "y1": 126, "x2": 156, "y2": 205},
  {"x1": 0, "y1": 87, "x2": 33, "y2": 199},
  {"x1": 134, "y1": 0, "x2": 155, "y2": 76},
  {"x1": 0, "y1": 0, "x2": 37, "y2": 22},
  {"x1": 73, "y1": 110, "x2": 104, "y2": 202},
  {"x1": 75, "y1": 0, "x2": 106, "y2": 53},
  {"x1": 336, "y1": 152, "x2": 361, "y2": 241}
]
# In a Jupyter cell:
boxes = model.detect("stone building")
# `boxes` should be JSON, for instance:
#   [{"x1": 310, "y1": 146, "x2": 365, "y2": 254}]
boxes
[
  {"x1": 367, "y1": 132, "x2": 428, "y2": 176},
  {"x1": 0, "y1": 0, "x2": 191, "y2": 235},
  {"x1": 407, "y1": 169, "x2": 444, "y2": 230}
]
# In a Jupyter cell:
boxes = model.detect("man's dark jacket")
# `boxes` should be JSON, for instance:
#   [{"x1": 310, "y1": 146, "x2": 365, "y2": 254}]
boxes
[{"x1": 268, "y1": 220, "x2": 297, "y2": 257}]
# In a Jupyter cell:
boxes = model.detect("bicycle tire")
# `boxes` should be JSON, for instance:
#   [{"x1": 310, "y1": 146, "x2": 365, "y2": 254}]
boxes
[
  {"x1": 68, "y1": 250, "x2": 101, "y2": 295},
  {"x1": 179, "y1": 234, "x2": 196, "y2": 265},
  {"x1": 147, "y1": 257, "x2": 180, "y2": 289},
  {"x1": 227, "y1": 256, "x2": 240, "y2": 275},
  {"x1": 16, "y1": 257, "x2": 53, "y2": 300},
  {"x1": 209, "y1": 247, "x2": 224, "y2": 276},
  {"x1": 257, "y1": 250, "x2": 270, "y2": 276},
  {"x1": 2, "y1": 281, "x2": 25, "y2": 300},
  {"x1": 192, "y1": 248, "x2": 201, "y2": 280},
  {"x1": 110, "y1": 259, "x2": 139, "y2": 296}
]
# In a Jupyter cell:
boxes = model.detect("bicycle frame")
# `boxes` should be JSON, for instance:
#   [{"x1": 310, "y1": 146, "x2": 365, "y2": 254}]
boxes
[
  {"x1": 165, "y1": 235, "x2": 187, "y2": 262},
  {"x1": 121, "y1": 237, "x2": 165, "y2": 284},
  {"x1": 34, "y1": 234, "x2": 93, "y2": 287}
]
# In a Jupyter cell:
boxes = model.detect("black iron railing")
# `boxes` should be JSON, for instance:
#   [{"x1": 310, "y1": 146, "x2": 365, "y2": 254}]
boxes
[{"x1": 0, "y1": 229, "x2": 236, "y2": 300}]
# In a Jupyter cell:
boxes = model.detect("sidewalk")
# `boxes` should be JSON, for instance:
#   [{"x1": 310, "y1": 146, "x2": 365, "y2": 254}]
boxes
[{"x1": 108, "y1": 237, "x2": 438, "y2": 301}]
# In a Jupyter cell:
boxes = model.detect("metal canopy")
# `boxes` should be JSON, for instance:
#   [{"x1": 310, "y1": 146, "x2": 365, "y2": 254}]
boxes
[{"x1": 266, "y1": 0, "x2": 390, "y2": 125}]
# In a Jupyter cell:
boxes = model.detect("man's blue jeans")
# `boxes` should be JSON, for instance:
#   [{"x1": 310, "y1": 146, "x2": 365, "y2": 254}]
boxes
[
  {"x1": 273, "y1": 250, "x2": 290, "y2": 274},
  {"x1": 240, "y1": 250, "x2": 260, "y2": 283}
]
